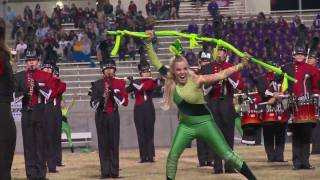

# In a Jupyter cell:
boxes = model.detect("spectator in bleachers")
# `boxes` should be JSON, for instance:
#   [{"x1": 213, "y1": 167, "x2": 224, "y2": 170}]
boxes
[
  {"x1": 185, "y1": 49, "x2": 198, "y2": 68},
  {"x1": 118, "y1": 36, "x2": 127, "y2": 61},
  {"x1": 292, "y1": 15, "x2": 302, "y2": 28},
  {"x1": 146, "y1": 15, "x2": 156, "y2": 30},
  {"x1": 208, "y1": 0, "x2": 219, "y2": 19},
  {"x1": 145, "y1": 0, "x2": 155, "y2": 16},
  {"x1": 174, "y1": 0, "x2": 181, "y2": 18},
  {"x1": 35, "y1": 23, "x2": 49, "y2": 40},
  {"x1": 128, "y1": 1, "x2": 138, "y2": 17},
  {"x1": 127, "y1": 37, "x2": 137, "y2": 61},
  {"x1": 34, "y1": 4, "x2": 43, "y2": 24},
  {"x1": 23, "y1": 5, "x2": 33, "y2": 22},
  {"x1": 154, "y1": 0, "x2": 162, "y2": 19},
  {"x1": 161, "y1": 0, "x2": 171, "y2": 20},
  {"x1": 187, "y1": 19, "x2": 199, "y2": 34},
  {"x1": 104, "y1": 0, "x2": 114, "y2": 17},
  {"x1": 16, "y1": 39, "x2": 27, "y2": 61},
  {"x1": 6, "y1": 6, "x2": 16, "y2": 23},
  {"x1": 312, "y1": 13, "x2": 320, "y2": 31},
  {"x1": 201, "y1": 18, "x2": 213, "y2": 37},
  {"x1": 170, "y1": 0, "x2": 178, "y2": 20},
  {"x1": 115, "y1": 1, "x2": 125, "y2": 16},
  {"x1": 11, "y1": 15, "x2": 24, "y2": 40},
  {"x1": 225, "y1": 16, "x2": 234, "y2": 29},
  {"x1": 135, "y1": 11, "x2": 147, "y2": 32}
]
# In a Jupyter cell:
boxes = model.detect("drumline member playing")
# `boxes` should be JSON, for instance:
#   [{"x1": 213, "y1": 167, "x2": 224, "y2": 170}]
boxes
[
  {"x1": 89, "y1": 55, "x2": 128, "y2": 178},
  {"x1": 306, "y1": 37, "x2": 320, "y2": 154},
  {"x1": 145, "y1": 31, "x2": 256, "y2": 180},
  {"x1": 258, "y1": 72, "x2": 288, "y2": 162},
  {"x1": 14, "y1": 48, "x2": 60, "y2": 179},
  {"x1": 200, "y1": 46, "x2": 245, "y2": 174},
  {"x1": 126, "y1": 56, "x2": 158, "y2": 163},
  {"x1": 274, "y1": 40, "x2": 319, "y2": 170},
  {"x1": 238, "y1": 89, "x2": 263, "y2": 145}
]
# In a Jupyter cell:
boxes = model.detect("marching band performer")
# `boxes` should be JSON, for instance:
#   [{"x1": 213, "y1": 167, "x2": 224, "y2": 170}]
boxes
[
  {"x1": 197, "y1": 50, "x2": 214, "y2": 167},
  {"x1": 41, "y1": 63, "x2": 66, "y2": 173},
  {"x1": 0, "y1": 17, "x2": 16, "y2": 180},
  {"x1": 274, "y1": 40, "x2": 319, "y2": 170},
  {"x1": 126, "y1": 56, "x2": 158, "y2": 163},
  {"x1": 145, "y1": 31, "x2": 256, "y2": 180},
  {"x1": 200, "y1": 46, "x2": 244, "y2": 174},
  {"x1": 257, "y1": 72, "x2": 288, "y2": 162},
  {"x1": 306, "y1": 37, "x2": 320, "y2": 154},
  {"x1": 89, "y1": 55, "x2": 128, "y2": 178},
  {"x1": 14, "y1": 48, "x2": 60, "y2": 179}
]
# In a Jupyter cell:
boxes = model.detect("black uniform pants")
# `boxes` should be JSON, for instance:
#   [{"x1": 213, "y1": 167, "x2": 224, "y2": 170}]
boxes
[
  {"x1": 21, "y1": 104, "x2": 47, "y2": 179},
  {"x1": 133, "y1": 100, "x2": 156, "y2": 160},
  {"x1": 292, "y1": 123, "x2": 313, "y2": 168},
  {"x1": 43, "y1": 103, "x2": 59, "y2": 171},
  {"x1": 95, "y1": 110, "x2": 120, "y2": 177},
  {"x1": 311, "y1": 122, "x2": 320, "y2": 154},
  {"x1": 53, "y1": 107, "x2": 63, "y2": 165},
  {"x1": 0, "y1": 102, "x2": 16, "y2": 180},
  {"x1": 196, "y1": 139, "x2": 213, "y2": 164},
  {"x1": 263, "y1": 123, "x2": 286, "y2": 161},
  {"x1": 209, "y1": 96, "x2": 237, "y2": 172}
]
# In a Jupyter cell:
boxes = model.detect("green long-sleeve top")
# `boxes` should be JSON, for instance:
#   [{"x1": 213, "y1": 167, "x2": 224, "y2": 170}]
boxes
[{"x1": 62, "y1": 99, "x2": 76, "y2": 118}]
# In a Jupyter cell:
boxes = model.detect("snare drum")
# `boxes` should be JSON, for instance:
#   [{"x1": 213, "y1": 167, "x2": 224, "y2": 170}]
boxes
[
  {"x1": 292, "y1": 96, "x2": 317, "y2": 124},
  {"x1": 240, "y1": 103, "x2": 262, "y2": 130},
  {"x1": 261, "y1": 104, "x2": 288, "y2": 124}
]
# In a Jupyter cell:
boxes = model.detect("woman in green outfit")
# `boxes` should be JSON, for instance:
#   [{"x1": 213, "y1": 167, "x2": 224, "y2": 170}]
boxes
[{"x1": 144, "y1": 32, "x2": 256, "y2": 180}]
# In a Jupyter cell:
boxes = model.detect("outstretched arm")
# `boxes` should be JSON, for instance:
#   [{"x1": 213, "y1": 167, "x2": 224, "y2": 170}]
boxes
[{"x1": 195, "y1": 62, "x2": 246, "y2": 86}]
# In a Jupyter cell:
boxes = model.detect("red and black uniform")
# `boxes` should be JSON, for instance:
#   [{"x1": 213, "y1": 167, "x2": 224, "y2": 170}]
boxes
[
  {"x1": 240, "y1": 91, "x2": 263, "y2": 145},
  {"x1": 43, "y1": 76, "x2": 66, "y2": 172},
  {"x1": 276, "y1": 61, "x2": 319, "y2": 169},
  {"x1": 54, "y1": 80, "x2": 66, "y2": 166},
  {"x1": 200, "y1": 61, "x2": 244, "y2": 173},
  {"x1": 260, "y1": 72, "x2": 287, "y2": 162},
  {"x1": 89, "y1": 77, "x2": 128, "y2": 178},
  {"x1": 127, "y1": 78, "x2": 158, "y2": 162},
  {"x1": 14, "y1": 69, "x2": 59, "y2": 179},
  {"x1": 311, "y1": 69, "x2": 320, "y2": 154},
  {"x1": 0, "y1": 51, "x2": 16, "y2": 180}
]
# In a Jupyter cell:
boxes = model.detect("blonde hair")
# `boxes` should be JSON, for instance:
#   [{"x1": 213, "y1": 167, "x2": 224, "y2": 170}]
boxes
[{"x1": 161, "y1": 56, "x2": 195, "y2": 110}]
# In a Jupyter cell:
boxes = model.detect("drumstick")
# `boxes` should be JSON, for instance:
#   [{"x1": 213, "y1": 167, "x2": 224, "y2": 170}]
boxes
[{"x1": 234, "y1": 92, "x2": 258, "y2": 96}]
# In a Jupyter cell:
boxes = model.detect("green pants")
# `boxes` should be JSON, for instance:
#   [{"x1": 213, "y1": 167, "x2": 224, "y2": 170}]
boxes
[
  {"x1": 167, "y1": 113, "x2": 244, "y2": 179},
  {"x1": 235, "y1": 116, "x2": 243, "y2": 137},
  {"x1": 62, "y1": 119, "x2": 73, "y2": 148}
]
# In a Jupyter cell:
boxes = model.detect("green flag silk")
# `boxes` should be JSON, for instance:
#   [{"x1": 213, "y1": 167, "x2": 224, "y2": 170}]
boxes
[{"x1": 106, "y1": 30, "x2": 297, "y2": 85}]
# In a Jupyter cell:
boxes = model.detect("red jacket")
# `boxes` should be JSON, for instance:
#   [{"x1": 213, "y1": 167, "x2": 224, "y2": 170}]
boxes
[
  {"x1": 201, "y1": 61, "x2": 244, "y2": 99},
  {"x1": 132, "y1": 78, "x2": 157, "y2": 106},
  {"x1": 15, "y1": 69, "x2": 60, "y2": 108},
  {"x1": 103, "y1": 77, "x2": 128, "y2": 113}
]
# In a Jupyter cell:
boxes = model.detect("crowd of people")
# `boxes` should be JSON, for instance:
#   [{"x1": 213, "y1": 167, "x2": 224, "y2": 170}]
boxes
[{"x1": 186, "y1": 12, "x2": 320, "y2": 87}]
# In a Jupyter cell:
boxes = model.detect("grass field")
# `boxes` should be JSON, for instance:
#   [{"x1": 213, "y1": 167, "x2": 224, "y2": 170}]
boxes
[{"x1": 11, "y1": 144, "x2": 320, "y2": 180}]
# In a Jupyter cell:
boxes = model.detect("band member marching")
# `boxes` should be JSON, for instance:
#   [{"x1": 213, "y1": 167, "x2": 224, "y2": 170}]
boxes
[
  {"x1": 257, "y1": 72, "x2": 288, "y2": 162},
  {"x1": 197, "y1": 50, "x2": 214, "y2": 167},
  {"x1": 14, "y1": 48, "x2": 60, "y2": 179},
  {"x1": 41, "y1": 63, "x2": 66, "y2": 173},
  {"x1": 274, "y1": 40, "x2": 319, "y2": 170},
  {"x1": 126, "y1": 56, "x2": 158, "y2": 163},
  {"x1": 52, "y1": 65, "x2": 67, "y2": 167},
  {"x1": 200, "y1": 46, "x2": 244, "y2": 174},
  {"x1": 89, "y1": 55, "x2": 128, "y2": 178},
  {"x1": 0, "y1": 17, "x2": 16, "y2": 180},
  {"x1": 306, "y1": 37, "x2": 320, "y2": 154}
]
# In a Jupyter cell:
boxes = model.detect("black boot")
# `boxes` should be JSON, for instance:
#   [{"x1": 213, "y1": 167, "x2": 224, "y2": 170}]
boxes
[
  {"x1": 239, "y1": 162, "x2": 256, "y2": 180},
  {"x1": 167, "y1": 176, "x2": 173, "y2": 180}
]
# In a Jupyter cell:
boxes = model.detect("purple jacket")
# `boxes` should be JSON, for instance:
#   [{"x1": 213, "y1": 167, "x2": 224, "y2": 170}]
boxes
[
  {"x1": 187, "y1": 23, "x2": 199, "y2": 34},
  {"x1": 208, "y1": 2, "x2": 219, "y2": 12}
]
